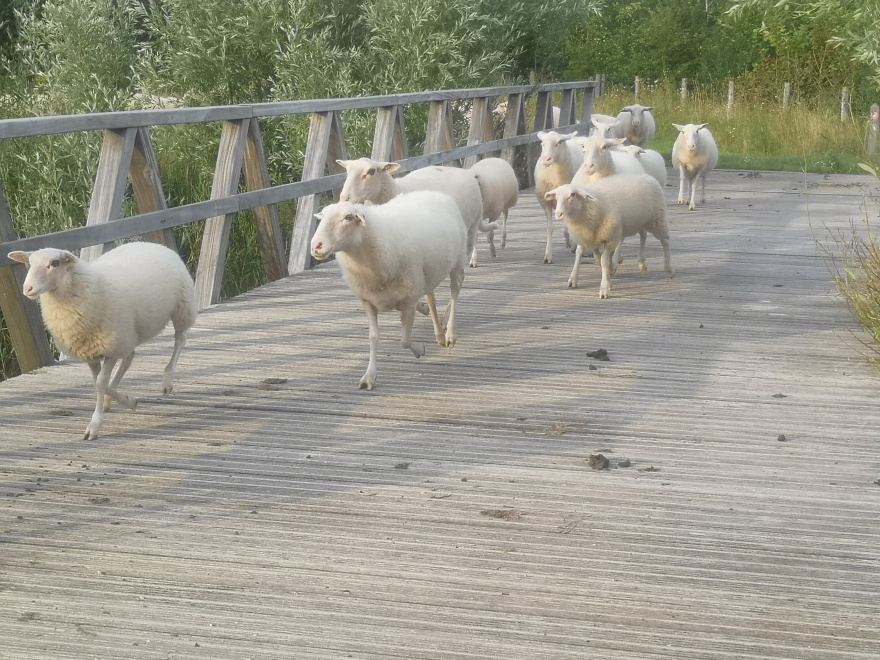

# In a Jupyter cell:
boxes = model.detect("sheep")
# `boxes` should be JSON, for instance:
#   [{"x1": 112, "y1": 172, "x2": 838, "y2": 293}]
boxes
[
  {"x1": 615, "y1": 144, "x2": 667, "y2": 188},
  {"x1": 589, "y1": 114, "x2": 620, "y2": 138},
  {"x1": 310, "y1": 192, "x2": 467, "y2": 390},
  {"x1": 494, "y1": 101, "x2": 562, "y2": 128},
  {"x1": 570, "y1": 136, "x2": 645, "y2": 186},
  {"x1": 8, "y1": 242, "x2": 197, "y2": 440},
  {"x1": 544, "y1": 176, "x2": 674, "y2": 299},
  {"x1": 534, "y1": 131, "x2": 583, "y2": 264},
  {"x1": 671, "y1": 123, "x2": 719, "y2": 211},
  {"x1": 615, "y1": 104, "x2": 656, "y2": 146},
  {"x1": 468, "y1": 157, "x2": 519, "y2": 256},
  {"x1": 336, "y1": 157, "x2": 491, "y2": 269}
]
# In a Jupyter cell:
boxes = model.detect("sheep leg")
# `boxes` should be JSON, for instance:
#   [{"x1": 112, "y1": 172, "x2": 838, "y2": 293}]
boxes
[
  {"x1": 162, "y1": 330, "x2": 188, "y2": 394},
  {"x1": 359, "y1": 301, "x2": 380, "y2": 390},
  {"x1": 700, "y1": 172, "x2": 707, "y2": 204},
  {"x1": 425, "y1": 292, "x2": 447, "y2": 348},
  {"x1": 103, "y1": 352, "x2": 138, "y2": 412},
  {"x1": 487, "y1": 229, "x2": 496, "y2": 259},
  {"x1": 677, "y1": 167, "x2": 687, "y2": 205},
  {"x1": 599, "y1": 246, "x2": 613, "y2": 299},
  {"x1": 542, "y1": 203, "x2": 554, "y2": 264},
  {"x1": 500, "y1": 209, "x2": 508, "y2": 249},
  {"x1": 656, "y1": 232, "x2": 675, "y2": 278},
  {"x1": 563, "y1": 227, "x2": 572, "y2": 250},
  {"x1": 638, "y1": 230, "x2": 648, "y2": 274},
  {"x1": 400, "y1": 304, "x2": 425, "y2": 359},
  {"x1": 593, "y1": 248, "x2": 603, "y2": 271},
  {"x1": 85, "y1": 358, "x2": 118, "y2": 440},
  {"x1": 445, "y1": 266, "x2": 464, "y2": 348},
  {"x1": 688, "y1": 176, "x2": 697, "y2": 211},
  {"x1": 88, "y1": 360, "x2": 135, "y2": 412},
  {"x1": 568, "y1": 244, "x2": 584, "y2": 288},
  {"x1": 468, "y1": 226, "x2": 479, "y2": 268}
]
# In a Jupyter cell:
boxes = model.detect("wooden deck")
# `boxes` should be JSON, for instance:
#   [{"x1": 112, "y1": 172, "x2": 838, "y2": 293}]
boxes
[{"x1": 1, "y1": 169, "x2": 879, "y2": 659}]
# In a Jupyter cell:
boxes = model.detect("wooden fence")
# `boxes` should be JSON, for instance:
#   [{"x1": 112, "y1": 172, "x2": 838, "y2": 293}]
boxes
[{"x1": 0, "y1": 79, "x2": 599, "y2": 374}]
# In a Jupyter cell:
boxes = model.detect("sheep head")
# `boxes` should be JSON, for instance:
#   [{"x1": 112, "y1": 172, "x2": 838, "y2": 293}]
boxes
[
  {"x1": 621, "y1": 104, "x2": 653, "y2": 128},
  {"x1": 337, "y1": 157, "x2": 399, "y2": 204},
  {"x1": 311, "y1": 202, "x2": 367, "y2": 261},
  {"x1": 673, "y1": 123, "x2": 709, "y2": 152},
  {"x1": 545, "y1": 185, "x2": 595, "y2": 221},
  {"x1": 537, "y1": 131, "x2": 577, "y2": 167},
  {"x1": 8, "y1": 248, "x2": 77, "y2": 299},
  {"x1": 574, "y1": 136, "x2": 625, "y2": 176}
]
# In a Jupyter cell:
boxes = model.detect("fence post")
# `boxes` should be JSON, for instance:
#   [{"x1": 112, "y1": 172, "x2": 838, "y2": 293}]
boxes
[
  {"x1": 680, "y1": 78, "x2": 688, "y2": 100},
  {"x1": 869, "y1": 104, "x2": 880, "y2": 160},
  {"x1": 463, "y1": 97, "x2": 494, "y2": 168},
  {"x1": 840, "y1": 87, "x2": 851, "y2": 120},
  {"x1": 129, "y1": 128, "x2": 177, "y2": 251},
  {"x1": 727, "y1": 80, "x2": 735, "y2": 111},
  {"x1": 634, "y1": 77, "x2": 641, "y2": 100},
  {"x1": 783, "y1": 82, "x2": 792, "y2": 109}
]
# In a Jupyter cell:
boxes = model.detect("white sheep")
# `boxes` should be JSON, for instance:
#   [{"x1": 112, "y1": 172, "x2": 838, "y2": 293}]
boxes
[
  {"x1": 468, "y1": 157, "x2": 519, "y2": 256},
  {"x1": 8, "y1": 242, "x2": 197, "y2": 440},
  {"x1": 615, "y1": 104, "x2": 656, "y2": 146},
  {"x1": 544, "y1": 176, "x2": 674, "y2": 299},
  {"x1": 534, "y1": 131, "x2": 583, "y2": 264},
  {"x1": 310, "y1": 192, "x2": 467, "y2": 390},
  {"x1": 671, "y1": 123, "x2": 719, "y2": 211},
  {"x1": 615, "y1": 144, "x2": 667, "y2": 188},
  {"x1": 336, "y1": 157, "x2": 491, "y2": 269},
  {"x1": 494, "y1": 102, "x2": 562, "y2": 128},
  {"x1": 570, "y1": 136, "x2": 645, "y2": 186},
  {"x1": 589, "y1": 114, "x2": 620, "y2": 138}
]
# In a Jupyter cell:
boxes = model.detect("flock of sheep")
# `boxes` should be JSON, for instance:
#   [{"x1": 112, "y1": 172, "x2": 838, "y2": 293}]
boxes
[{"x1": 6, "y1": 102, "x2": 719, "y2": 439}]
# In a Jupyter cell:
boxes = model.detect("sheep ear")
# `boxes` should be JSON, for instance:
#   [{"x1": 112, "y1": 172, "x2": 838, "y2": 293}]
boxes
[
  {"x1": 345, "y1": 212, "x2": 366, "y2": 225},
  {"x1": 381, "y1": 162, "x2": 400, "y2": 173},
  {"x1": 7, "y1": 251, "x2": 32, "y2": 264},
  {"x1": 697, "y1": 123, "x2": 709, "y2": 131},
  {"x1": 537, "y1": 131, "x2": 548, "y2": 140},
  {"x1": 336, "y1": 159, "x2": 354, "y2": 170},
  {"x1": 637, "y1": 148, "x2": 646, "y2": 154},
  {"x1": 561, "y1": 132, "x2": 578, "y2": 141},
  {"x1": 672, "y1": 123, "x2": 686, "y2": 132},
  {"x1": 570, "y1": 189, "x2": 595, "y2": 201},
  {"x1": 572, "y1": 136, "x2": 587, "y2": 146},
  {"x1": 620, "y1": 106, "x2": 632, "y2": 112},
  {"x1": 60, "y1": 250, "x2": 77, "y2": 264},
  {"x1": 611, "y1": 138, "x2": 627, "y2": 146},
  {"x1": 543, "y1": 190, "x2": 558, "y2": 203},
  {"x1": 643, "y1": 106, "x2": 653, "y2": 112}
]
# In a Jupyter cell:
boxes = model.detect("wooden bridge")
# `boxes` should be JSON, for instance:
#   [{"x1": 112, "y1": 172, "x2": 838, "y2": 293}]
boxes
[{"x1": 1, "y1": 84, "x2": 880, "y2": 658}]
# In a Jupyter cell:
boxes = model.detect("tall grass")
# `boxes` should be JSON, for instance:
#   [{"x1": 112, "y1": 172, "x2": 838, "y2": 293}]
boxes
[{"x1": 593, "y1": 80, "x2": 871, "y2": 174}]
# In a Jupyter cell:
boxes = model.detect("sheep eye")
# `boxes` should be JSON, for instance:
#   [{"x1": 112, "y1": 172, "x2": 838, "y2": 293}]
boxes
[
  {"x1": 50, "y1": 259, "x2": 60, "y2": 267},
  {"x1": 365, "y1": 168, "x2": 375, "y2": 177}
]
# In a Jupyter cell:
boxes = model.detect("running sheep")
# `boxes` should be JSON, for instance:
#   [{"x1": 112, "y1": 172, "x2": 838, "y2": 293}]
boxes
[
  {"x1": 336, "y1": 157, "x2": 492, "y2": 268},
  {"x1": 534, "y1": 131, "x2": 583, "y2": 264},
  {"x1": 469, "y1": 157, "x2": 519, "y2": 256},
  {"x1": 310, "y1": 192, "x2": 467, "y2": 391},
  {"x1": 8, "y1": 242, "x2": 197, "y2": 440},
  {"x1": 544, "y1": 176, "x2": 674, "y2": 299},
  {"x1": 672, "y1": 123, "x2": 719, "y2": 210}
]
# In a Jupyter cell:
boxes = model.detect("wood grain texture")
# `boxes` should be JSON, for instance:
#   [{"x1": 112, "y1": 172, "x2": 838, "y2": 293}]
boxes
[
  {"x1": 130, "y1": 127, "x2": 176, "y2": 250},
  {"x1": 1, "y1": 170, "x2": 879, "y2": 659},
  {"x1": 0, "y1": 180, "x2": 54, "y2": 370},
  {"x1": 195, "y1": 119, "x2": 250, "y2": 309}
]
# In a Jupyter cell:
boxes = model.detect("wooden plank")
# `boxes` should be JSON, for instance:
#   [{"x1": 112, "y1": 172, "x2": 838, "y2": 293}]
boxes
[
  {"x1": 243, "y1": 118, "x2": 287, "y2": 282},
  {"x1": 533, "y1": 91, "x2": 554, "y2": 132},
  {"x1": 559, "y1": 89, "x2": 576, "y2": 127},
  {"x1": 463, "y1": 97, "x2": 493, "y2": 168},
  {"x1": 501, "y1": 93, "x2": 525, "y2": 166},
  {"x1": 326, "y1": 111, "x2": 350, "y2": 203},
  {"x1": 195, "y1": 118, "x2": 250, "y2": 309},
  {"x1": 580, "y1": 86, "x2": 595, "y2": 123},
  {"x1": 288, "y1": 112, "x2": 333, "y2": 275},
  {"x1": 0, "y1": 82, "x2": 600, "y2": 139},
  {"x1": 129, "y1": 127, "x2": 176, "y2": 250},
  {"x1": 80, "y1": 127, "x2": 138, "y2": 261},
  {"x1": 370, "y1": 106, "x2": 408, "y2": 162},
  {"x1": 0, "y1": 179, "x2": 54, "y2": 371},
  {"x1": 424, "y1": 101, "x2": 455, "y2": 155}
]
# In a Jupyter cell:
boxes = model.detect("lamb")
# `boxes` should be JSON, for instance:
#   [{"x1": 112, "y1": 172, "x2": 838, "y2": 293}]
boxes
[
  {"x1": 8, "y1": 242, "x2": 197, "y2": 440},
  {"x1": 544, "y1": 176, "x2": 674, "y2": 299},
  {"x1": 310, "y1": 192, "x2": 467, "y2": 390},
  {"x1": 337, "y1": 157, "x2": 491, "y2": 268},
  {"x1": 615, "y1": 144, "x2": 667, "y2": 188},
  {"x1": 615, "y1": 104, "x2": 656, "y2": 146},
  {"x1": 468, "y1": 157, "x2": 519, "y2": 255},
  {"x1": 534, "y1": 131, "x2": 583, "y2": 264},
  {"x1": 570, "y1": 136, "x2": 645, "y2": 186},
  {"x1": 671, "y1": 123, "x2": 719, "y2": 211}
]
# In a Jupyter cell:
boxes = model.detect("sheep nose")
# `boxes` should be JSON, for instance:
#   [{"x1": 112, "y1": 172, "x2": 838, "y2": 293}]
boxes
[
  {"x1": 542, "y1": 156, "x2": 552, "y2": 165},
  {"x1": 23, "y1": 284, "x2": 34, "y2": 296},
  {"x1": 313, "y1": 241, "x2": 323, "y2": 253}
]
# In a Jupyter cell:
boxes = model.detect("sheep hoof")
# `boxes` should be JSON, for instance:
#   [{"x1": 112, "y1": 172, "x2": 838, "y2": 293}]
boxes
[
  {"x1": 129, "y1": 398, "x2": 139, "y2": 411},
  {"x1": 639, "y1": 263, "x2": 648, "y2": 274},
  {"x1": 358, "y1": 376, "x2": 374, "y2": 390},
  {"x1": 543, "y1": 257, "x2": 552, "y2": 265},
  {"x1": 469, "y1": 261, "x2": 477, "y2": 268},
  {"x1": 689, "y1": 204, "x2": 696, "y2": 211},
  {"x1": 666, "y1": 268, "x2": 676, "y2": 278},
  {"x1": 677, "y1": 199, "x2": 685, "y2": 205},
  {"x1": 83, "y1": 425, "x2": 99, "y2": 441},
  {"x1": 445, "y1": 332, "x2": 456, "y2": 348},
  {"x1": 567, "y1": 280, "x2": 576, "y2": 289},
  {"x1": 500, "y1": 239, "x2": 506, "y2": 249}
]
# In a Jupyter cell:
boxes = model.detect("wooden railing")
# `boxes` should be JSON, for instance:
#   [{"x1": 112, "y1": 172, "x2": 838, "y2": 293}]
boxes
[{"x1": 0, "y1": 79, "x2": 599, "y2": 373}]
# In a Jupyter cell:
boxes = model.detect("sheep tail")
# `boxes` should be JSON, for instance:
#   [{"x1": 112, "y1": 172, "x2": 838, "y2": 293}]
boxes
[{"x1": 478, "y1": 220, "x2": 500, "y2": 233}]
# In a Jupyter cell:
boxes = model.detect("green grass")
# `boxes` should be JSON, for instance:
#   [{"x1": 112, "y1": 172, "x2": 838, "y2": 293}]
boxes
[{"x1": 593, "y1": 81, "x2": 871, "y2": 174}]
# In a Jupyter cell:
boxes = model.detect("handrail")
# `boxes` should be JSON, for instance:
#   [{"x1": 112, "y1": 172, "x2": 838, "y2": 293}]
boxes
[{"x1": 0, "y1": 79, "x2": 600, "y2": 373}]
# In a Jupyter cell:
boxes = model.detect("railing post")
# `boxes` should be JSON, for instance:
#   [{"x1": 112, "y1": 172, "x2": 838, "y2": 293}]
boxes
[
  {"x1": 727, "y1": 80, "x2": 735, "y2": 111},
  {"x1": 0, "y1": 179, "x2": 55, "y2": 371},
  {"x1": 534, "y1": 91, "x2": 554, "y2": 132},
  {"x1": 195, "y1": 118, "x2": 250, "y2": 308},
  {"x1": 129, "y1": 127, "x2": 176, "y2": 251},
  {"x1": 559, "y1": 89, "x2": 577, "y2": 128},
  {"x1": 326, "y1": 111, "x2": 350, "y2": 203},
  {"x1": 372, "y1": 105, "x2": 408, "y2": 162},
  {"x1": 80, "y1": 127, "x2": 139, "y2": 262},
  {"x1": 580, "y1": 86, "x2": 595, "y2": 124},
  {"x1": 634, "y1": 77, "x2": 641, "y2": 99},
  {"x1": 243, "y1": 118, "x2": 288, "y2": 282},
  {"x1": 288, "y1": 112, "x2": 334, "y2": 275},
  {"x1": 783, "y1": 82, "x2": 792, "y2": 109},
  {"x1": 463, "y1": 97, "x2": 494, "y2": 168},
  {"x1": 425, "y1": 100, "x2": 456, "y2": 156},
  {"x1": 868, "y1": 104, "x2": 879, "y2": 160},
  {"x1": 840, "y1": 87, "x2": 851, "y2": 121}
]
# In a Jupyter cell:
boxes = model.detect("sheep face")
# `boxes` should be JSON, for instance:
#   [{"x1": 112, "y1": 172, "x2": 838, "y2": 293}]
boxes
[
  {"x1": 621, "y1": 104, "x2": 653, "y2": 129},
  {"x1": 537, "y1": 131, "x2": 577, "y2": 167},
  {"x1": 544, "y1": 185, "x2": 594, "y2": 221},
  {"x1": 575, "y1": 136, "x2": 626, "y2": 176},
  {"x1": 673, "y1": 123, "x2": 709, "y2": 153},
  {"x1": 8, "y1": 248, "x2": 77, "y2": 299},
  {"x1": 590, "y1": 120, "x2": 619, "y2": 138},
  {"x1": 311, "y1": 202, "x2": 367, "y2": 261},
  {"x1": 337, "y1": 157, "x2": 400, "y2": 204}
]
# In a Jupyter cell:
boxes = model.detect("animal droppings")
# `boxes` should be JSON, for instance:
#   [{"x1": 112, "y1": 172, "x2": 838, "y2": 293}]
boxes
[
  {"x1": 262, "y1": 378, "x2": 288, "y2": 385},
  {"x1": 777, "y1": 434, "x2": 788, "y2": 442},
  {"x1": 772, "y1": 393, "x2": 787, "y2": 398},
  {"x1": 588, "y1": 454, "x2": 609, "y2": 470},
  {"x1": 481, "y1": 509, "x2": 522, "y2": 521},
  {"x1": 618, "y1": 459, "x2": 632, "y2": 468},
  {"x1": 586, "y1": 349, "x2": 610, "y2": 361}
]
